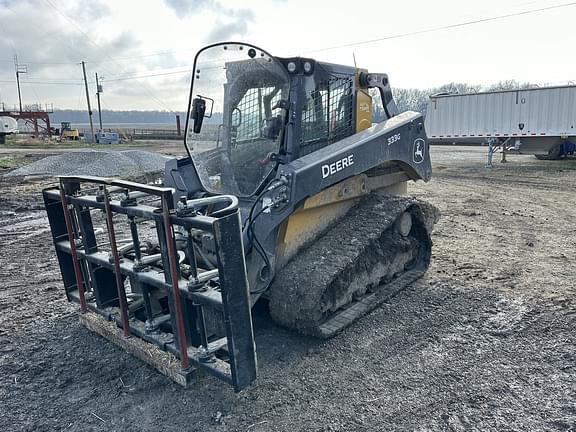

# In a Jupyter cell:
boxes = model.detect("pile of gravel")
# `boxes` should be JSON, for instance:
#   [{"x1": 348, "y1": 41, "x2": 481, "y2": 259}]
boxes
[{"x1": 5, "y1": 150, "x2": 170, "y2": 179}]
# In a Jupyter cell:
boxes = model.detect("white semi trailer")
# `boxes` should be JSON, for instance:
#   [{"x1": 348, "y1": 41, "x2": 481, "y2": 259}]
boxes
[
  {"x1": 0, "y1": 116, "x2": 18, "y2": 145},
  {"x1": 425, "y1": 85, "x2": 576, "y2": 159}
]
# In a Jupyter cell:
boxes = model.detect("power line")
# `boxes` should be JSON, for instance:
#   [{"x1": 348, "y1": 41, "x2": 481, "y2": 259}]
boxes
[
  {"x1": 104, "y1": 69, "x2": 192, "y2": 82},
  {"x1": 301, "y1": 1, "x2": 576, "y2": 54},
  {"x1": 0, "y1": 67, "x2": 193, "y2": 84},
  {"x1": 0, "y1": 80, "x2": 84, "y2": 86},
  {"x1": 0, "y1": 75, "x2": 84, "y2": 82},
  {"x1": 2, "y1": 1, "x2": 573, "y2": 66},
  {"x1": 2, "y1": 0, "x2": 573, "y2": 108},
  {"x1": 42, "y1": 0, "x2": 175, "y2": 111},
  {"x1": 88, "y1": 49, "x2": 196, "y2": 63},
  {"x1": 0, "y1": 59, "x2": 79, "y2": 65}
]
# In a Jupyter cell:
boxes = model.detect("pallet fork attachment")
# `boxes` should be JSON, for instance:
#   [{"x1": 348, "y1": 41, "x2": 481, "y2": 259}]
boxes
[{"x1": 43, "y1": 176, "x2": 257, "y2": 392}]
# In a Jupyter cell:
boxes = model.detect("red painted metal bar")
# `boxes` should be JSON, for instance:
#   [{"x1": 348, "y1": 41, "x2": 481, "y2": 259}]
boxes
[
  {"x1": 59, "y1": 181, "x2": 87, "y2": 313},
  {"x1": 161, "y1": 193, "x2": 190, "y2": 370},
  {"x1": 102, "y1": 186, "x2": 131, "y2": 338}
]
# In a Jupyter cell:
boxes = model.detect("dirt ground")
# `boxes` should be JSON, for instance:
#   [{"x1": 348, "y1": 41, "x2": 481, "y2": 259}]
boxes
[{"x1": 0, "y1": 145, "x2": 575, "y2": 431}]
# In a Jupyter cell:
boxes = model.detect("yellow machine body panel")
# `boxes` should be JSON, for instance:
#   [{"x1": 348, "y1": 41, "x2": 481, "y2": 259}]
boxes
[
  {"x1": 276, "y1": 175, "x2": 367, "y2": 268},
  {"x1": 355, "y1": 69, "x2": 373, "y2": 133},
  {"x1": 275, "y1": 168, "x2": 409, "y2": 269},
  {"x1": 62, "y1": 129, "x2": 80, "y2": 140}
]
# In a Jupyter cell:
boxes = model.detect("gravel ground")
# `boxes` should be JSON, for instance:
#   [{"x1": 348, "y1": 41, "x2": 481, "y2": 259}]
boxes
[
  {"x1": 4, "y1": 150, "x2": 169, "y2": 178},
  {"x1": 0, "y1": 146, "x2": 575, "y2": 431}
]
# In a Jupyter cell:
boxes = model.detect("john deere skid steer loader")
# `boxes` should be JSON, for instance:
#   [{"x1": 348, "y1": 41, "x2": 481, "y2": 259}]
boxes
[{"x1": 43, "y1": 42, "x2": 437, "y2": 391}]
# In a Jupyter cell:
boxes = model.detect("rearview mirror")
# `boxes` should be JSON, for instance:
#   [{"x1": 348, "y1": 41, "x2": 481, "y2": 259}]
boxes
[{"x1": 192, "y1": 98, "x2": 207, "y2": 133}]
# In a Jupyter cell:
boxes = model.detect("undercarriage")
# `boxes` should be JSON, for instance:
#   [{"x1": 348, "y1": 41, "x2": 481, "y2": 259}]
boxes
[{"x1": 269, "y1": 194, "x2": 438, "y2": 337}]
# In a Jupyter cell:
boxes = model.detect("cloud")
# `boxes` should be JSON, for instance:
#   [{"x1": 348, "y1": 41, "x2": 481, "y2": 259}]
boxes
[
  {"x1": 164, "y1": 0, "x2": 254, "y2": 21},
  {"x1": 164, "y1": 0, "x2": 214, "y2": 16},
  {"x1": 0, "y1": 0, "x2": 143, "y2": 109},
  {"x1": 204, "y1": 19, "x2": 249, "y2": 43},
  {"x1": 70, "y1": 0, "x2": 111, "y2": 21},
  {"x1": 0, "y1": 0, "x2": 260, "y2": 109},
  {"x1": 163, "y1": 0, "x2": 255, "y2": 44},
  {"x1": 0, "y1": 1, "x2": 137, "y2": 68}
]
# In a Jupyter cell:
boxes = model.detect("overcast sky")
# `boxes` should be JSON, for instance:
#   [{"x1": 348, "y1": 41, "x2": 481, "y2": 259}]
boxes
[{"x1": 0, "y1": 0, "x2": 575, "y2": 111}]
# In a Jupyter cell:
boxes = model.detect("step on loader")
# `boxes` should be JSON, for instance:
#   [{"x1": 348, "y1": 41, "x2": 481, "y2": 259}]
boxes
[{"x1": 43, "y1": 42, "x2": 438, "y2": 391}]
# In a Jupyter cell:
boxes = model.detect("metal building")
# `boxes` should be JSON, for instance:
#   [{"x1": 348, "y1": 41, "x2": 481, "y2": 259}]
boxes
[{"x1": 425, "y1": 85, "x2": 576, "y2": 157}]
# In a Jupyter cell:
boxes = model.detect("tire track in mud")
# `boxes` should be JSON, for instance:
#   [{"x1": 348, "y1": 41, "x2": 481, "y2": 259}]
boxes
[
  {"x1": 0, "y1": 211, "x2": 51, "y2": 247},
  {"x1": 435, "y1": 172, "x2": 574, "y2": 193},
  {"x1": 0, "y1": 180, "x2": 71, "y2": 338}
]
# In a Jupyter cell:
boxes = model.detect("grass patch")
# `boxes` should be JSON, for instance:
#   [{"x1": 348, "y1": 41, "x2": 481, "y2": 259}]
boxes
[
  {"x1": 0, "y1": 156, "x2": 27, "y2": 169},
  {"x1": 5, "y1": 141, "x2": 93, "y2": 150}
]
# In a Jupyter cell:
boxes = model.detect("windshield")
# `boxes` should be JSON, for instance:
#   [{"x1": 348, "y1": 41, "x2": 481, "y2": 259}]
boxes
[{"x1": 185, "y1": 43, "x2": 290, "y2": 197}]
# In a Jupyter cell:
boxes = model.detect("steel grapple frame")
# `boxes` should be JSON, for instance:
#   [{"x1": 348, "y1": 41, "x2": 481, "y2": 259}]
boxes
[{"x1": 43, "y1": 176, "x2": 257, "y2": 392}]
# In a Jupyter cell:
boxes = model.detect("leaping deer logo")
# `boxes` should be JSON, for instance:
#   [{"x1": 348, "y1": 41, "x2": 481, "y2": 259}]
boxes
[{"x1": 413, "y1": 138, "x2": 425, "y2": 164}]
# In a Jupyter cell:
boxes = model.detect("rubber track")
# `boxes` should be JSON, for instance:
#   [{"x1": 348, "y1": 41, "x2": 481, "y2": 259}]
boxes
[{"x1": 268, "y1": 193, "x2": 438, "y2": 338}]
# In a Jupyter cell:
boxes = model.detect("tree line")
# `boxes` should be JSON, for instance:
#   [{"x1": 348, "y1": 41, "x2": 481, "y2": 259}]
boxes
[{"x1": 390, "y1": 79, "x2": 537, "y2": 118}]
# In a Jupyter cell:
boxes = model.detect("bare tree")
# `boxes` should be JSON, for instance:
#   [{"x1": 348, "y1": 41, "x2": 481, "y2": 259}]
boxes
[
  {"x1": 388, "y1": 80, "x2": 537, "y2": 118},
  {"x1": 486, "y1": 80, "x2": 537, "y2": 91}
]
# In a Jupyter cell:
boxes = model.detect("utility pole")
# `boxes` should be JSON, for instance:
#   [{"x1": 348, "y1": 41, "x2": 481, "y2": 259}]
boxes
[
  {"x1": 14, "y1": 55, "x2": 27, "y2": 113},
  {"x1": 81, "y1": 61, "x2": 95, "y2": 142},
  {"x1": 95, "y1": 73, "x2": 103, "y2": 131}
]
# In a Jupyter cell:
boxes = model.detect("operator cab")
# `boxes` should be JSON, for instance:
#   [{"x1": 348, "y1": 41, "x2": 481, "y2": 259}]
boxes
[
  {"x1": 185, "y1": 42, "x2": 398, "y2": 198},
  {"x1": 186, "y1": 43, "x2": 290, "y2": 197}
]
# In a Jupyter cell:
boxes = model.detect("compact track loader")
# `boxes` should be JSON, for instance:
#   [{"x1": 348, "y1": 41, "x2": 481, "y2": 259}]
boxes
[{"x1": 44, "y1": 42, "x2": 437, "y2": 391}]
